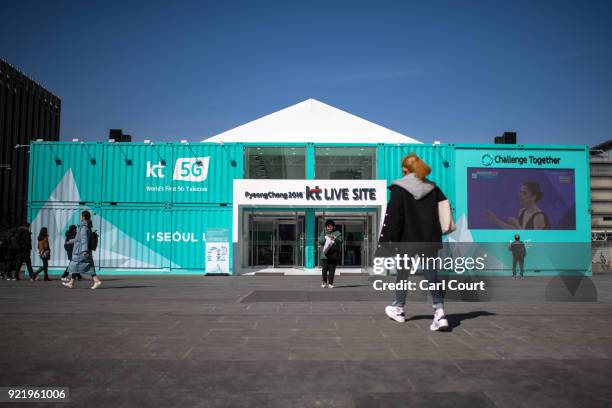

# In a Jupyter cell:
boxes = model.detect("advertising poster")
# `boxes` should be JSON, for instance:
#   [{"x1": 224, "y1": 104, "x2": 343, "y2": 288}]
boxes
[{"x1": 205, "y1": 227, "x2": 230, "y2": 274}]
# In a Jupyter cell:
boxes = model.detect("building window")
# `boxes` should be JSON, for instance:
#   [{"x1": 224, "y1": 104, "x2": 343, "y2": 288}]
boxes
[
  {"x1": 590, "y1": 163, "x2": 612, "y2": 176},
  {"x1": 245, "y1": 147, "x2": 306, "y2": 179},
  {"x1": 315, "y1": 147, "x2": 376, "y2": 179}
]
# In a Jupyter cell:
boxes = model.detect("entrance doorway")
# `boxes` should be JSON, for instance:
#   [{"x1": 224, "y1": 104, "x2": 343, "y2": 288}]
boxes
[
  {"x1": 315, "y1": 213, "x2": 376, "y2": 268},
  {"x1": 247, "y1": 214, "x2": 305, "y2": 268}
]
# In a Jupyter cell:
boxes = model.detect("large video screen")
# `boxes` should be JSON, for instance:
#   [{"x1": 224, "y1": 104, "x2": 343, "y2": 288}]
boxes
[{"x1": 467, "y1": 168, "x2": 575, "y2": 230}]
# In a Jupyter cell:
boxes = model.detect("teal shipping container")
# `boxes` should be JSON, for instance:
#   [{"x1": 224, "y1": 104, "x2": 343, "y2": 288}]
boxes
[{"x1": 27, "y1": 141, "x2": 591, "y2": 276}]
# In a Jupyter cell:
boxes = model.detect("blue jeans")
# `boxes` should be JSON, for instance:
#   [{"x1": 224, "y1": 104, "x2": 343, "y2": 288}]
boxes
[{"x1": 393, "y1": 266, "x2": 444, "y2": 309}]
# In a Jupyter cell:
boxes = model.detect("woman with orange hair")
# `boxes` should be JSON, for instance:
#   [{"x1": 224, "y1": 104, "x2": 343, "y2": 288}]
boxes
[{"x1": 376, "y1": 153, "x2": 450, "y2": 331}]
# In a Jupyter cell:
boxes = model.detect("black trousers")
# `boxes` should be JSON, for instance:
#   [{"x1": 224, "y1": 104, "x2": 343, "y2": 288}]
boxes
[
  {"x1": 512, "y1": 256, "x2": 525, "y2": 277},
  {"x1": 15, "y1": 256, "x2": 34, "y2": 279},
  {"x1": 34, "y1": 258, "x2": 49, "y2": 280},
  {"x1": 321, "y1": 259, "x2": 337, "y2": 284}
]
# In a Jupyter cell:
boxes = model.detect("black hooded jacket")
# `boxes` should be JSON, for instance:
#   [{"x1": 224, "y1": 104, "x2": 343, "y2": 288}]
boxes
[
  {"x1": 376, "y1": 173, "x2": 447, "y2": 256},
  {"x1": 11, "y1": 227, "x2": 32, "y2": 258}
]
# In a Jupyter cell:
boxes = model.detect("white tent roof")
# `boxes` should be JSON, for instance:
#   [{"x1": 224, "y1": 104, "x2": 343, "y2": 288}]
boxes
[{"x1": 205, "y1": 99, "x2": 421, "y2": 144}]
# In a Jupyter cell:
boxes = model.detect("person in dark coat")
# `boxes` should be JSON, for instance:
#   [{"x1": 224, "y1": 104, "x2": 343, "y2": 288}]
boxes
[
  {"x1": 0, "y1": 225, "x2": 9, "y2": 280},
  {"x1": 318, "y1": 220, "x2": 343, "y2": 288},
  {"x1": 2, "y1": 227, "x2": 18, "y2": 280},
  {"x1": 61, "y1": 225, "x2": 80, "y2": 281},
  {"x1": 377, "y1": 153, "x2": 450, "y2": 331},
  {"x1": 508, "y1": 234, "x2": 527, "y2": 279},
  {"x1": 62, "y1": 211, "x2": 101, "y2": 289},
  {"x1": 11, "y1": 224, "x2": 34, "y2": 281}
]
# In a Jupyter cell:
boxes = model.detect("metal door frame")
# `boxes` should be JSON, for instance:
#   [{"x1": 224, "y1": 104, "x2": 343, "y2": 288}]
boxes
[{"x1": 248, "y1": 213, "x2": 305, "y2": 269}]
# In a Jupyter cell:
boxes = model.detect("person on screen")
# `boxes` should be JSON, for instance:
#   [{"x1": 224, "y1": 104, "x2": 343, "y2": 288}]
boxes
[{"x1": 486, "y1": 181, "x2": 550, "y2": 230}]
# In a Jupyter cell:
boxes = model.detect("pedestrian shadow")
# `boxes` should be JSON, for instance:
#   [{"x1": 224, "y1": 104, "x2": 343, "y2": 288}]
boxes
[
  {"x1": 405, "y1": 310, "x2": 496, "y2": 330},
  {"x1": 54, "y1": 277, "x2": 124, "y2": 282},
  {"x1": 332, "y1": 284, "x2": 371, "y2": 288},
  {"x1": 100, "y1": 285, "x2": 155, "y2": 289}
]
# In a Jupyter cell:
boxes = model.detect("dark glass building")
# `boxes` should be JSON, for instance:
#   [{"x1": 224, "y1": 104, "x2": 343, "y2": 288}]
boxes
[{"x1": 0, "y1": 59, "x2": 61, "y2": 227}]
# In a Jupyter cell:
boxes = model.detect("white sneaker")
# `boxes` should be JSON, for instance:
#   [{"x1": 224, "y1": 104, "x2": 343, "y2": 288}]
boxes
[
  {"x1": 61, "y1": 277, "x2": 69, "y2": 282},
  {"x1": 91, "y1": 281, "x2": 102, "y2": 290},
  {"x1": 62, "y1": 281, "x2": 74, "y2": 289},
  {"x1": 430, "y1": 314, "x2": 450, "y2": 331},
  {"x1": 321, "y1": 282, "x2": 327, "y2": 288},
  {"x1": 327, "y1": 284, "x2": 334, "y2": 288},
  {"x1": 385, "y1": 305, "x2": 406, "y2": 323}
]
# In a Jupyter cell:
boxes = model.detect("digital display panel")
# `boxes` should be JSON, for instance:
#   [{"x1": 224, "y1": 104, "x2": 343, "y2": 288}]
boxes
[{"x1": 467, "y1": 168, "x2": 575, "y2": 230}]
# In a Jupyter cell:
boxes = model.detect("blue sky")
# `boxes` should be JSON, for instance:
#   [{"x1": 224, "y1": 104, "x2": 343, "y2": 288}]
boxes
[{"x1": 1, "y1": 0, "x2": 611, "y2": 145}]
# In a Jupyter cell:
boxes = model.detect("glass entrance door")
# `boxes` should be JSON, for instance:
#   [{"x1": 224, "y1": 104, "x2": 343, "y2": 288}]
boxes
[
  {"x1": 342, "y1": 222, "x2": 366, "y2": 266},
  {"x1": 250, "y1": 220, "x2": 274, "y2": 266},
  {"x1": 277, "y1": 221, "x2": 303, "y2": 266},
  {"x1": 248, "y1": 215, "x2": 304, "y2": 268}
]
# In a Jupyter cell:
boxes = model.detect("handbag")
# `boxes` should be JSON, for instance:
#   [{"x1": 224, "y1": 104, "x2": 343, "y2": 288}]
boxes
[
  {"x1": 41, "y1": 249, "x2": 51, "y2": 260},
  {"x1": 438, "y1": 199, "x2": 456, "y2": 235}
]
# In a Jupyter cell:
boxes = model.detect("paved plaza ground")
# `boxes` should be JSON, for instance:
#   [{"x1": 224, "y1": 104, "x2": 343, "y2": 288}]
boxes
[{"x1": 1, "y1": 274, "x2": 612, "y2": 407}]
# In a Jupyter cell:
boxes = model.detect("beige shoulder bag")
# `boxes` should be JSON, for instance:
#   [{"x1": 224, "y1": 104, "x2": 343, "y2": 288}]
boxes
[{"x1": 438, "y1": 199, "x2": 456, "y2": 235}]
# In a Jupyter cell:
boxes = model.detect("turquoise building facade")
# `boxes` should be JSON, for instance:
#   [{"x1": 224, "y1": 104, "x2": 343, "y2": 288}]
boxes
[{"x1": 27, "y1": 141, "x2": 591, "y2": 276}]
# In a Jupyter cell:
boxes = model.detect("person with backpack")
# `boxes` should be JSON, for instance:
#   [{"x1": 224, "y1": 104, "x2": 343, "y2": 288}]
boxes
[
  {"x1": 33, "y1": 227, "x2": 51, "y2": 281},
  {"x1": 62, "y1": 211, "x2": 101, "y2": 289},
  {"x1": 377, "y1": 153, "x2": 450, "y2": 331},
  {"x1": 61, "y1": 225, "x2": 81, "y2": 282},
  {"x1": 11, "y1": 224, "x2": 35, "y2": 281}
]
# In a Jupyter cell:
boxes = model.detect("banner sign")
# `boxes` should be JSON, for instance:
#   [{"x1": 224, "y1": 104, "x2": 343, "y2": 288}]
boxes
[
  {"x1": 233, "y1": 179, "x2": 388, "y2": 207},
  {"x1": 205, "y1": 227, "x2": 230, "y2": 274}
]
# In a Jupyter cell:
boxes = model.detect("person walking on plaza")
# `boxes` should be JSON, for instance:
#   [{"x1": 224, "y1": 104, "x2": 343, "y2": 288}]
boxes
[
  {"x1": 2, "y1": 227, "x2": 18, "y2": 280},
  {"x1": 0, "y1": 225, "x2": 10, "y2": 280},
  {"x1": 33, "y1": 227, "x2": 51, "y2": 281},
  {"x1": 508, "y1": 234, "x2": 527, "y2": 279},
  {"x1": 319, "y1": 219, "x2": 342, "y2": 288},
  {"x1": 61, "y1": 225, "x2": 80, "y2": 282},
  {"x1": 11, "y1": 224, "x2": 35, "y2": 281},
  {"x1": 62, "y1": 211, "x2": 101, "y2": 289},
  {"x1": 377, "y1": 153, "x2": 450, "y2": 331}
]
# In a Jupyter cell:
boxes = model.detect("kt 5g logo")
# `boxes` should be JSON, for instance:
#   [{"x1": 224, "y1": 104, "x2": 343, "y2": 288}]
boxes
[
  {"x1": 146, "y1": 157, "x2": 210, "y2": 182},
  {"x1": 173, "y1": 157, "x2": 210, "y2": 182}
]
